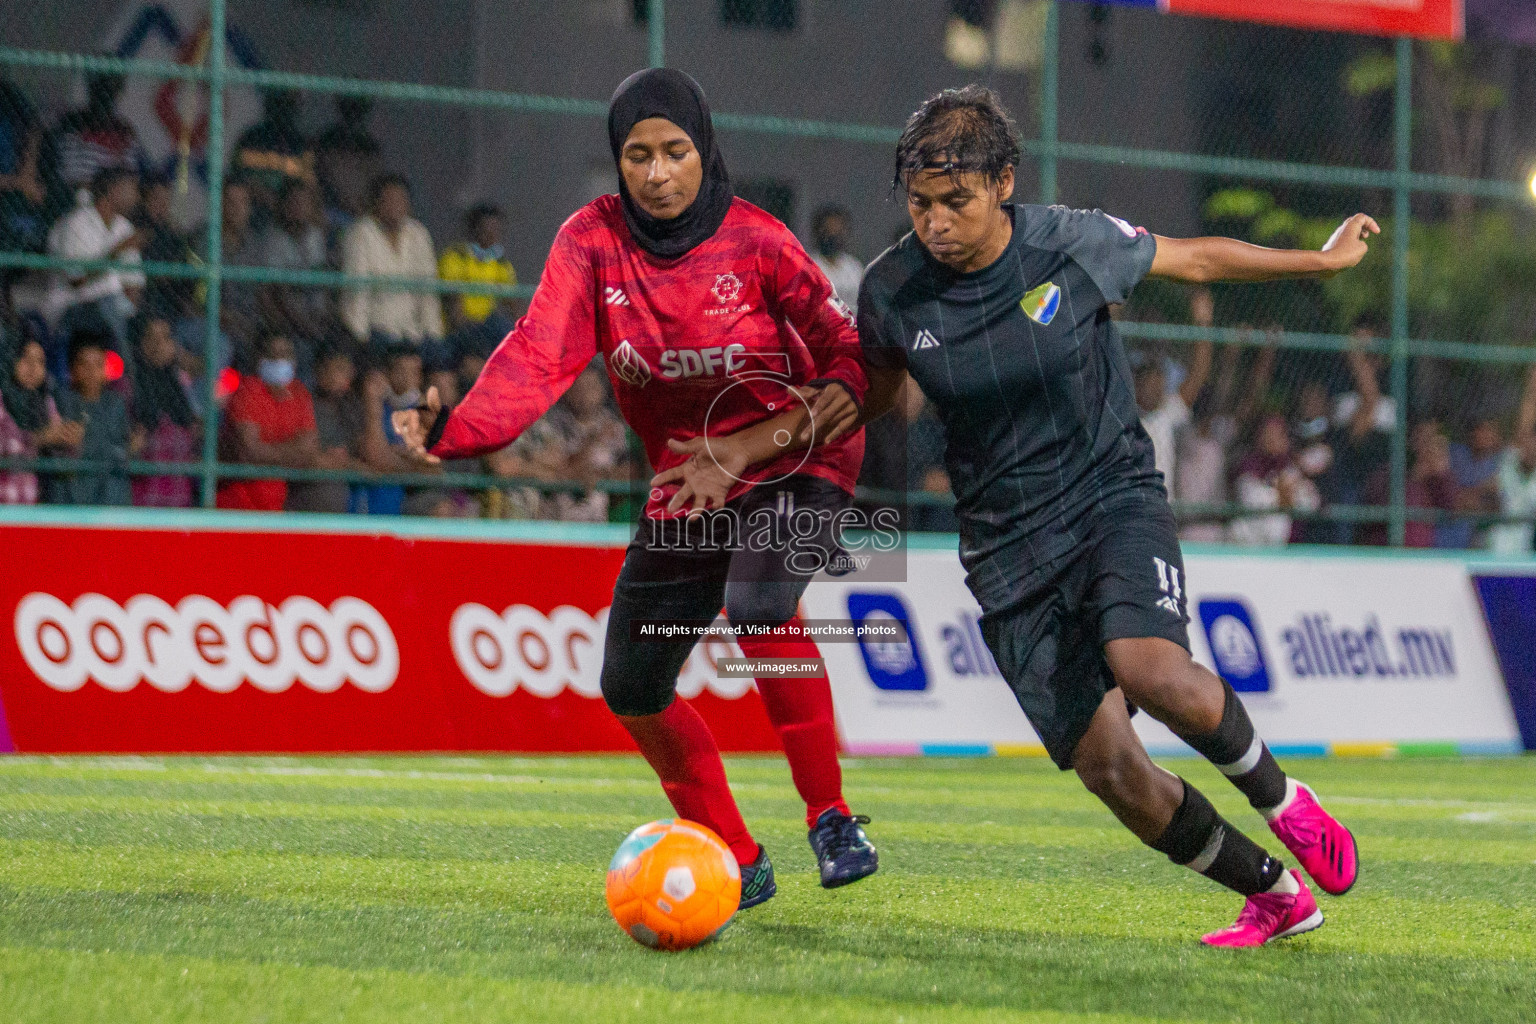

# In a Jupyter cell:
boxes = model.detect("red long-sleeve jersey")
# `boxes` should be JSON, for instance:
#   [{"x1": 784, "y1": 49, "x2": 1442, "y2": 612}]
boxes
[{"x1": 430, "y1": 194, "x2": 868, "y2": 518}]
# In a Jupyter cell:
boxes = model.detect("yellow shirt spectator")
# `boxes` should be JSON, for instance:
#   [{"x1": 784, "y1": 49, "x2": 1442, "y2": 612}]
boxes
[{"x1": 438, "y1": 241, "x2": 515, "y2": 324}]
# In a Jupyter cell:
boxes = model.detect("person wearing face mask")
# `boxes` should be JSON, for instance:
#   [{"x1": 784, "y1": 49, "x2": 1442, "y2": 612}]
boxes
[
  {"x1": 809, "y1": 204, "x2": 865, "y2": 308},
  {"x1": 216, "y1": 331, "x2": 330, "y2": 511},
  {"x1": 394, "y1": 68, "x2": 877, "y2": 908}
]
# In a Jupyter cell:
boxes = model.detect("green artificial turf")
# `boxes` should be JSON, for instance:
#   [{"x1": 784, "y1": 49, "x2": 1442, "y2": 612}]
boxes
[{"x1": 0, "y1": 753, "x2": 1531, "y2": 1023}]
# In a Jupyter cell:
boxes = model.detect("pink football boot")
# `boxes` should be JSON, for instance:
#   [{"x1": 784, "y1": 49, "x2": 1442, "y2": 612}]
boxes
[
  {"x1": 1268, "y1": 782, "x2": 1359, "y2": 896},
  {"x1": 1202, "y1": 871, "x2": 1323, "y2": 948}
]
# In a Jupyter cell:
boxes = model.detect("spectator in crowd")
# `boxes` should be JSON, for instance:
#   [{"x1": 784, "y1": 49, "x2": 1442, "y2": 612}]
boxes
[
  {"x1": 355, "y1": 363, "x2": 412, "y2": 515},
  {"x1": 1441, "y1": 415, "x2": 1506, "y2": 549},
  {"x1": 439, "y1": 203, "x2": 517, "y2": 361},
  {"x1": 129, "y1": 315, "x2": 199, "y2": 508},
  {"x1": 232, "y1": 89, "x2": 315, "y2": 223},
  {"x1": 259, "y1": 179, "x2": 338, "y2": 376},
  {"x1": 0, "y1": 77, "x2": 40, "y2": 184},
  {"x1": 376, "y1": 343, "x2": 465, "y2": 517},
  {"x1": 483, "y1": 410, "x2": 567, "y2": 520},
  {"x1": 314, "y1": 96, "x2": 383, "y2": 227},
  {"x1": 47, "y1": 329, "x2": 136, "y2": 506},
  {"x1": 135, "y1": 173, "x2": 199, "y2": 324},
  {"x1": 1135, "y1": 289, "x2": 1215, "y2": 502},
  {"x1": 538, "y1": 364, "x2": 630, "y2": 522},
  {"x1": 340, "y1": 174, "x2": 445, "y2": 364},
  {"x1": 1228, "y1": 414, "x2": 1319, "y2": 546},
  {"x1": 192, "y1": 176, "x2": 265, "y2": 366},
  {"x1": 809, "y1": 204, "x2": 864, "y2": 308},
  {"x1": 1490, "y1": 364, "x2": 1536, "y2": 555},
  {"x1": 215, "y1": 332, "x2": 325, "y2": 511},
  {"x1": 1176, "y1": 335, "x2": 1275, "y2": 542},
  {"x1": 1406, "y1": 421, "x2": 1458, "y2": 548},
  {"x1": 1288, "y1": 379, "x2": 1336, "y2": 544},
  {"x1": 1317, "y1": 328, "x2": 1394, "y2": 544},
  {"x1": 45, "y1": 166, "x2": 144, "y2": 358},
  {"x1": 0, "y1": 119, "x2": 52, "y2": 263},
  {"x1": 52, "y1": 74, "x2": 145, "y2": 197},
  {"x1": 1359, "y1": 420, "x2": 1459, "y2": 547},
  {"x1": 0, "y1": 335, "x2": 79, "y2": 504},
  {"x1": 420, "y1": 366, "x2": 480, "y2": 517},
  {"x1": 286, "y1": 346, "x2": 367, "y2": 514}
]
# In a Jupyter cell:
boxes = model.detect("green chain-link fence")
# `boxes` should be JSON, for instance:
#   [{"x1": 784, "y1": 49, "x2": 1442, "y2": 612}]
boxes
[{"x1": 1, "y1": 0, "x2": 1533, "y2": 544}]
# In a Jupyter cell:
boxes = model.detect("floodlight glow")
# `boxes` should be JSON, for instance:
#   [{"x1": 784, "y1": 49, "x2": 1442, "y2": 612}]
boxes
[{"x1": 1529, "y1": 168, "x2": 1536, "y2": 202}]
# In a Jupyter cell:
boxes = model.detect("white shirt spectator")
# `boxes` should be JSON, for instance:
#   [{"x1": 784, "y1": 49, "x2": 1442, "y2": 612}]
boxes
[
  {"x1": 1176, "y1": 415, "x2": 1236, "y2": 543},
  {"x1": 1332, "y1": 391, "x2": 1397, "y2": 433},
  {"x1": 1142, "y1": 393, "x2": 1190, "y2": 499},
  {"x1": 812, "y1": 251, "x2": 864, "y2": 308},
  {"x1": 44, "y1": 201, "x2": 143, "y2": 327},
  {"x1": 1228, "y1": 468, "x2": 1320, "y2": 547},
  {"x1": 339, "y1": 214, "x2": 444, "y2": 344},
  {"x1": 1489, "y1": 447, "x2": 1536, "y2": 555}
]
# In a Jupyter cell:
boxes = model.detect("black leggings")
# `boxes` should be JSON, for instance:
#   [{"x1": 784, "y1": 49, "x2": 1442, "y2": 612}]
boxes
[{"x1": 599, "y1": 474, "x2": 851, "y2": 716}]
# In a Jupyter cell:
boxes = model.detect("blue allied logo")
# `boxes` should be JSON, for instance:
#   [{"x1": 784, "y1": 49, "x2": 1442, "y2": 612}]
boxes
[
  {"x1": 847, "y1": 592, "x2": 928, "y2": 691},
  {"x1": 1198, "y1": 598, "x2": 1271, "y2": 693}
]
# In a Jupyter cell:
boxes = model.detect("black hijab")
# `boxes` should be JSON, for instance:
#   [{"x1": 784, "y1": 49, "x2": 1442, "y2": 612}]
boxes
[
  {"x1": 607, "y1": 68, "x2": 732, "y2": 259},
  {"x1": 130, "y1": 322, "x2": 197, "y2": 431},
  {"x1": 1, "y1": 336, "x2": 49, "y2": 433}
]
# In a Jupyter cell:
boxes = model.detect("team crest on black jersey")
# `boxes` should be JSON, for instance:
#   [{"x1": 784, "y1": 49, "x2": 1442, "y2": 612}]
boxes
[{"x1": 1022, "y1": 282, "x2": 1061, "y2": 326}]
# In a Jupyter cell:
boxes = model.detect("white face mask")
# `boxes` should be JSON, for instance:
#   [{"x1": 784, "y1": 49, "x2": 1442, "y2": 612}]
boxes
[{"x1": 258, "y1": 358, "x2": 295, "y2": 388}]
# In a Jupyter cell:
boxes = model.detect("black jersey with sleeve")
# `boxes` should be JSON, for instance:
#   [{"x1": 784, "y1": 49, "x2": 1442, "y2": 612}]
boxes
[{"x1": 857, "y1": 203, "x2": 1162, "y2": 610}]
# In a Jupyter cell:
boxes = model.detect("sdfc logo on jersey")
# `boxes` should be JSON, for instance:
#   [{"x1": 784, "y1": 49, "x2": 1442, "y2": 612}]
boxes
[
  {"x1": 1022, "y1": 282, "x2": 1061, "y2": 326},
  {"x1": 711, "y1": 273, "x2": 743, "y2": 304},
  {"x1": 609, "y1": 340, "x2": 652, "y2": 387},
  {"x1": 1198, "y1": 598, "x2": 1272, "y2": 693}
]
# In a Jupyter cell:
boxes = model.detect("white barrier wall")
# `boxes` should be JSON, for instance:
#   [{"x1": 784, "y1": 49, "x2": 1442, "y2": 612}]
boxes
[{"x1": 801, "y1": 549, "x2": 1524, "y2": 756}]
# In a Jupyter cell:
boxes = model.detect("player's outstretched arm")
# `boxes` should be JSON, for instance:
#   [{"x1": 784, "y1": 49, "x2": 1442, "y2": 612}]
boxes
[{"x1": 1150, "y1": 213, "x2": 1380, "y2": 284}]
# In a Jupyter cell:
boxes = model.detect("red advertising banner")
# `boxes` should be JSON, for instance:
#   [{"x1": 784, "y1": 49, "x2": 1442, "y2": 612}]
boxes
[
  {"x1": 1164, "y1": 0, "x2": 1464, "y2": 39},
  {"x1": 0, "y1": 521, "x2": 780, "y2": 754}
]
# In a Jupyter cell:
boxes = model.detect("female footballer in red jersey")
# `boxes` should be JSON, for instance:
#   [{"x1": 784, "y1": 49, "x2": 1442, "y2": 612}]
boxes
[{"x1": 395, "y1": 68, "x2": 878, "y2": 908}]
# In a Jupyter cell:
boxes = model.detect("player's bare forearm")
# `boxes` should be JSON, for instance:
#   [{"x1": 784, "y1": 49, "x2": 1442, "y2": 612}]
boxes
[
  {"x1": 1150, "y1": 213, "x2": 1380, "y2": 284},
  {"x1": 722, "y1": 404, "x2": 814, "y2": 466}
]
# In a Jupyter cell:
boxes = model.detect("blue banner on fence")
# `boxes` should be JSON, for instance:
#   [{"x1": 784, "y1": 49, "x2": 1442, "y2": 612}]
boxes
[{"x1": 1472, "y1": 575, "x2": 1536, "y2": 751}]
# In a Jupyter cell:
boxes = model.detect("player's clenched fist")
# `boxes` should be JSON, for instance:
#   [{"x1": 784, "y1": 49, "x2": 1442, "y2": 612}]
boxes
[{"x1": 391, "y1": 385, "x2": 443, "y2": 464}]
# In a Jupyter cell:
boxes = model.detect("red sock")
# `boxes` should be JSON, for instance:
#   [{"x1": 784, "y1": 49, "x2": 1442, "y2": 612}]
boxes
[
  {"x1": 738, "y1": 617, "x2": 850, "y2": 828},
  {"x1": 618, "y1": 698, "x2": 759, "y2": 865}
]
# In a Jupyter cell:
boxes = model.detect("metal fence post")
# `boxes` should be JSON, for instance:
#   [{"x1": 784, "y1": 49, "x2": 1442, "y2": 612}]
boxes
[
  {"x1": 648, "y1": 0, "x2": 665, "y2": 68},
  {"x1": 1040, "y1": 0, "x2": 1059, "y2": 204},
  {"x1": 199, "y1": 0, "x2": 227, "y2": 508},
  {"x1": 1389, "y1": 35, "x2": 1412, "y2": 546}
]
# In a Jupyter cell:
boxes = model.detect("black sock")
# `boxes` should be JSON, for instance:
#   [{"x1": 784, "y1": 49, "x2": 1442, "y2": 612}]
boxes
[
  {"x1": 1177, "y1": 681, "x2": 1288, "y2": 811},
  {"x1": 1151, "y1": 779, "x2": 1285, "y2": 897}
]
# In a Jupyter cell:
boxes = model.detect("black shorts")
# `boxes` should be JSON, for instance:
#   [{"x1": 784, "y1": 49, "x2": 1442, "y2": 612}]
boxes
[
  {"x1": 599, "y1": 474, "x2": 851, "y2": 717},
  {"x1": 975, "y1": 493, "x2": 1191, "y2": 770}
]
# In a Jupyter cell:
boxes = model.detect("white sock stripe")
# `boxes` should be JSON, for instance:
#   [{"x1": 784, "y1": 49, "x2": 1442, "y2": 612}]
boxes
[
  {"x1": 1217, "y1": 735, "x2": 1265, "y2": 777},
  {"x1": 1185, "y1": 823, "x2": 1226, "y2": 874}
]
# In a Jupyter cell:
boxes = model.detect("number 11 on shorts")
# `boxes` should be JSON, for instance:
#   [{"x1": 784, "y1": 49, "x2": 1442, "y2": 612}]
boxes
[{"x1": 1153, "y1": 556, "x2": 1182, "y2": 615}]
